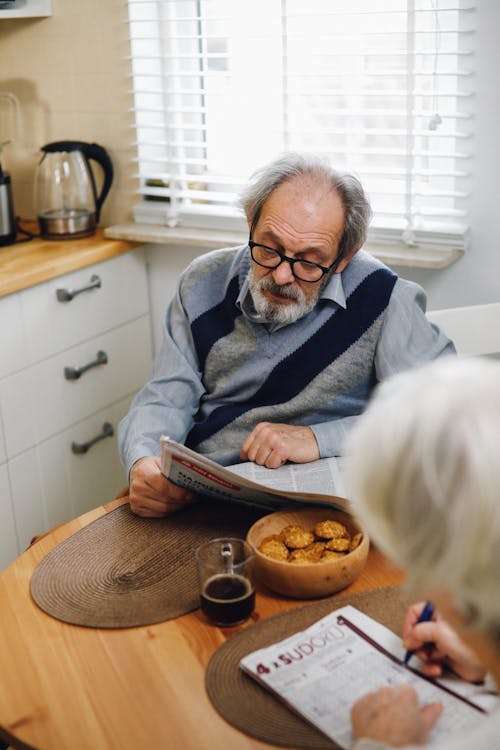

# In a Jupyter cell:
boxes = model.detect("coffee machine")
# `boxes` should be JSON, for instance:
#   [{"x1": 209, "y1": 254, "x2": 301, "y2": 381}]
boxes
[
  {"x1": 0, "y1": 144, "x2": 16, "y2": 246},
  {"x1": 0, "y1": 93, "x2": 23, "y2": 246}
]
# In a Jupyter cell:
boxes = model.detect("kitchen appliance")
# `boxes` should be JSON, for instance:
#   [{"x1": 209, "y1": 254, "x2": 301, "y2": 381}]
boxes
[
  {"x1": 0, "y1": 91, "x2": 19, "y2": 246},
  {"x1": 0, "y1": 152, "x2": 16, "y2": 246},
  {"x1": 35, "y1": 140, "x2": 113, "y2": 240}
]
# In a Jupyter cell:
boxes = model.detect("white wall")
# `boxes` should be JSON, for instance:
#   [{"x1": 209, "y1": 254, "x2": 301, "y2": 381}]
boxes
[
  {"x1": 0, "y1": 0, "x2": 137, "y2": 226},
  {"x1": 145, "y1": 245, "x2": 202, "y2": 353}
]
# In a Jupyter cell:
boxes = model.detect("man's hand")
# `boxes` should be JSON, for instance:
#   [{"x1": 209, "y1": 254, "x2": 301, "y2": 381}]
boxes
[
  {"x1": 351, "y1": 684, "x2": 442, "y2": 747},
  {"x1": 402, "y1": 602, "x2": 487, "y2": 682},
  {"x1": 128, "y1": 456, "x2": 196, "y2": 517},
  {"x1": 240, "y1": 423, "x2": 320, "y2": 468}
]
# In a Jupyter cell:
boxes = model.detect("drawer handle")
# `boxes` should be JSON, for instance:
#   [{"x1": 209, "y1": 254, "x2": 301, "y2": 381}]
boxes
[
  {"x1": 71, "y1": 422, "x2": 114, "y2": 455},
  {"x1": 56, "y1": 274, "x2": 102, "y2": 302},
  {"x1": 64, "y1": 350, "x2": 108, "y2": 380}
]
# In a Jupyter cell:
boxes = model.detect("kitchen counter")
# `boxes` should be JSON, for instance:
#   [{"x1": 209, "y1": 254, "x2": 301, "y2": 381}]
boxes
[{"x1": 0, "y1": 229, "x2": 140, "y2": 298}]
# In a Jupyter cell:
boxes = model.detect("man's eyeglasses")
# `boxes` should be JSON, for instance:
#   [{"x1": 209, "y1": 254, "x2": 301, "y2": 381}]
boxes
[{"x1": 248, "y1": 235, "x2": 339, "y2": 283}]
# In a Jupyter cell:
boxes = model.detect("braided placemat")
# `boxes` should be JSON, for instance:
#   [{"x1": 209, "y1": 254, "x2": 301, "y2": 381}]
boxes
[
  {"x1": 206, "y1": 585, "x2": 407, "y2": 749},
  {"x1": 30, "y1": 500, "x2": 264, "y2": 628}
]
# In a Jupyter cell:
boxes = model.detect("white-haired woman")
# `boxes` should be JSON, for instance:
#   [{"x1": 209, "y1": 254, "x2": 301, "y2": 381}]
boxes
[{"x1": 345, "y1": 357, "x2": 500, "y2": 749}]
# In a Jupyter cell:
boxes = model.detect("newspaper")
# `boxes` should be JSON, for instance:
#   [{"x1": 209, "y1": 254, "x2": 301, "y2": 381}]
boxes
[
  {"x1": 160, "y1": 435, "x2": 350, "y2": 512},
  {"x1": 240, "y1": 605, "x2": 497, "y2": 749}
]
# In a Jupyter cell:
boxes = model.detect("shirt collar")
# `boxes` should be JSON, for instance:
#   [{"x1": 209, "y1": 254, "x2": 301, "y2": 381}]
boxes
[
  {"x1": 237, "y1": 275, "x2": 263, "y2": 322},
  {"x1": 320, "y1": 270, "x2": 347, "y2": 309}
]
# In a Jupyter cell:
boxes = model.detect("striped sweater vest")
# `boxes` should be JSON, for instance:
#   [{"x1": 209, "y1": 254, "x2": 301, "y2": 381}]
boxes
[{"x1": 181, "y1": 246, "x2": 397, "y2": 461}]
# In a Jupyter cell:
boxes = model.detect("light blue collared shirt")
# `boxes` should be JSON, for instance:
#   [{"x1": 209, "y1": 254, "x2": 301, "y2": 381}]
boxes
[{"x1": 118, "y1": 247, "x2": 455, "y2": 475}]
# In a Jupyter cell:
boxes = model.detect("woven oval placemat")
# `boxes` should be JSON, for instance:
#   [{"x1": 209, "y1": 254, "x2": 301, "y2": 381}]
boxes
[
  {"x1": 30, "y1": 500, "x2": 264, "y2": 628},
  {"x1": 206, "y1": 585, "x2": 407, "y2": 750}
]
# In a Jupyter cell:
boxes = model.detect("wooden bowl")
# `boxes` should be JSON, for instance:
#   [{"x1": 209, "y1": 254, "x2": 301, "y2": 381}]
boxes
[{"x1": 246, "y1": 507, "x2": 369, "y2": 599}]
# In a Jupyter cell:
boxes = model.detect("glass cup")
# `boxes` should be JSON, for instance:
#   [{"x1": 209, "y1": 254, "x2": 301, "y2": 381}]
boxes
[{"x1": 195, "y1": 537, "x2": 255, "y2": 626}]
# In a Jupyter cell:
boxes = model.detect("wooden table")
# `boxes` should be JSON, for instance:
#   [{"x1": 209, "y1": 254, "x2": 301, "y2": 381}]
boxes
[{"x1": 0, "y1": 498, "x2": 404, "y2": 750}]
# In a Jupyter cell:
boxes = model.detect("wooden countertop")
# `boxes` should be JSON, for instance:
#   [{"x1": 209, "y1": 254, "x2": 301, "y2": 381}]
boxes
[{"x1": 0, "y1": 228, "x2": 140, "y2": 298}]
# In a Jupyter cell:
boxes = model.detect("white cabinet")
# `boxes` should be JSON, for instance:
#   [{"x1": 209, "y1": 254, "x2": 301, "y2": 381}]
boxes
[
  {"x1": 21, "y1": 254, "x2": 149, "y2": 365},
  {"x1": 0, "y1": 316, "x2": 151, "y2": 457},
  {"x1": 0, "y1": 292, "x2": 26, "y2": 379},
  {"x1": 0, "y1": 407, "x2": 6, "y2": 465},
  {"x1": 0, "y1": 0, "x2": 51, "y2": 18},
  {"x1": 8, "y1": 396, "x2": 134, "y2": 551},
  {"x1": 0, "y1": 464, "x2": 18, "y2": 570},
  {"x1": 0, "y1": 250, "x2": 153, "y2": 568}
]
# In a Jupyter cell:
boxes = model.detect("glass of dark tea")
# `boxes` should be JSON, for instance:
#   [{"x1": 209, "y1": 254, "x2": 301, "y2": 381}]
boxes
[{"x1": 195, "y1": 538, "x2": 255, "y2": 626}]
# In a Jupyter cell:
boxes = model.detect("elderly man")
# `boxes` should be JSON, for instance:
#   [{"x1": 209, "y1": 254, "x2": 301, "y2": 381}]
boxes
[{"x1": 119, "y1": 151, "x2": 454, "y2": 517}]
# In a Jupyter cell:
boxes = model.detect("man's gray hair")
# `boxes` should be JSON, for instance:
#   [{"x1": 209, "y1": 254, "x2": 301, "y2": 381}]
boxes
[
  {"x1": 345, "y1": 357, "x2": 500, "y2": 641},
  {"x1": 239, "y1": 151, "x2": 372, "y2": 261}
]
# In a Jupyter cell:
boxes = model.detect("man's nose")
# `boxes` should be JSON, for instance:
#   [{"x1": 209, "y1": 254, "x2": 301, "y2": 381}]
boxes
[{"x1": 272, "y1": 260, "x2": 295, "y2": 285}]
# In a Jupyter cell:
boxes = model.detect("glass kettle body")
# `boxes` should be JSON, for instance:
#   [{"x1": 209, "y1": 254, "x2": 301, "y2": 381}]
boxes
[{"x1": 35, "y1": 141, "x2": 113, "y2": 240}]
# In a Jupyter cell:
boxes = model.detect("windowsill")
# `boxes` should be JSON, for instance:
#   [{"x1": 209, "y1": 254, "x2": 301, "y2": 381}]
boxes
[{"x1": 104, "y1": 223, "x2": 464, "y2": 270}]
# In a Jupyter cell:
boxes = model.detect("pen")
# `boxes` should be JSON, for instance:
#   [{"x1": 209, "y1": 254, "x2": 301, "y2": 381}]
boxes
[{"x1": 404, "y1": 601, "x2": 435, "y2": 665}]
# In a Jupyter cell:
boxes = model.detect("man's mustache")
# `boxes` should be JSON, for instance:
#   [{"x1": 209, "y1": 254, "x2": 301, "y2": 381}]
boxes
[{"x1": 257, "y1": 276, "x2": 304, "y2": 302}]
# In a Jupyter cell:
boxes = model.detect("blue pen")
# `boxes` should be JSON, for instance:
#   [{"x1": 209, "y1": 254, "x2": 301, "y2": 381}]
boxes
[{"x1": 403, "y1": 601, "x2": 435, "y2": 665}]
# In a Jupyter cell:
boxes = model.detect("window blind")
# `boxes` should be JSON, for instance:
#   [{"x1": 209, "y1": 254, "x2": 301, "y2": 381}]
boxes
[{"x1": 126, "y1": 0, "x2": 476, "y2": 253}]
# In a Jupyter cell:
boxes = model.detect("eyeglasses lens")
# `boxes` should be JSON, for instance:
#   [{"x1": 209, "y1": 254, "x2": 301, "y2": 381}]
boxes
[{"x1": 251, "y1": 244, "x2": 324, "y2": 282}]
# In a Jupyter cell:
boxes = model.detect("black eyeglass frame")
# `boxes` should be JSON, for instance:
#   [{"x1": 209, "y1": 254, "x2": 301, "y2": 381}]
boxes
[{"x1": 248, "y1": 234, "x2": 340, "y2": 283}]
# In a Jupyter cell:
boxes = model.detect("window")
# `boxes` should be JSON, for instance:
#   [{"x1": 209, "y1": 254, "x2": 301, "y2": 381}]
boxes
[{"x1": 126, "y1": 1, "x2": 476, "y2": 256}]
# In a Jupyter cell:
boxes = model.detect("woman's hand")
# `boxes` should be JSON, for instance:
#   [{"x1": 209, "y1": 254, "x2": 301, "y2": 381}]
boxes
[
  {"x1": 402, "y1": 602, "x2": 486, "y2": 682},
  {"x1": 351, "y1": 684, "x2": 442, "y2": 746}
]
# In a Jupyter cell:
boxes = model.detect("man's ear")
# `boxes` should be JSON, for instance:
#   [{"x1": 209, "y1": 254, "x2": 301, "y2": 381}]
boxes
[
  {"x1": 247, "y1": 216, "x2": 253, "y2": 231},
  {"x1": 335, "y1": 248, "x2": 360, "y2": 273}
]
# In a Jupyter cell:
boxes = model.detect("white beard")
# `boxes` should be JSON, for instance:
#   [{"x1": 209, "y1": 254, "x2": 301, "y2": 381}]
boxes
[{"x1": 249, "y1": 273, "x2": 320, "y2": 325}]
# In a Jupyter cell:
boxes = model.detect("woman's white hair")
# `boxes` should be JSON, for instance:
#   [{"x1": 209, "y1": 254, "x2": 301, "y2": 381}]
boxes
[{"x1": 345, "y1": 356, "x2": 500, "y2": 639}]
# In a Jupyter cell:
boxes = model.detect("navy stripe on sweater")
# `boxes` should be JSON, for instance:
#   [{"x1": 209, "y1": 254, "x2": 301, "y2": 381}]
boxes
[
  {"x1": 190, "y1": 274, "x2": 242, "y2": 371},
  {"x1": 186, "y1": 267, "x2": 397, "y2": 449}
]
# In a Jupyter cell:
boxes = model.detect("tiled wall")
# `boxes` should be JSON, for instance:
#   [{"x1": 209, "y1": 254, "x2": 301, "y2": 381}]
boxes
[{"x1": 0, "y1": 0, "x2": 137, "y2": 227}]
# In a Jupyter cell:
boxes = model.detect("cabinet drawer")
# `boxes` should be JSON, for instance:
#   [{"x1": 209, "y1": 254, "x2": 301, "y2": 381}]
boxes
[
  {"x1": 0, "y1": 410, "x2": 6, "y2": 464},
  {"x1": 0, "y1": 464, "x2": 19, "y2": 571},
  {"x1": 1, "y1": 315, "x2": 152, "y2": 458},
  {"x1": 8, "y1": 396, "x2": 132, "y2": 551},
  {"x1": 0, "y1": 291, "x2": 28, "y2": 378},
  {"x1": 21, "y1": 250, "x2": 149, "y2": 366}
]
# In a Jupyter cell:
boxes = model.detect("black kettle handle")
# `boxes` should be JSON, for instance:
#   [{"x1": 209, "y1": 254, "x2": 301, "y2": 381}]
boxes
[
  {"x1": 79, "y1": 142, "x2": 114, "y2": 223},
  {"x1": 41, "y1": 141, "x2": 114, "y2": 224}
]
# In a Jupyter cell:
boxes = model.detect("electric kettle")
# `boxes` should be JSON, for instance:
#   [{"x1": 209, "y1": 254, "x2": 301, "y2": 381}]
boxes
[{"x1": 35, "y1": 140, "x2": 113, "y2": 240}]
